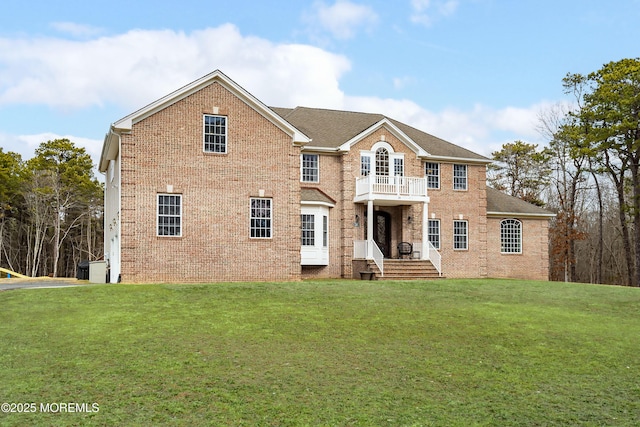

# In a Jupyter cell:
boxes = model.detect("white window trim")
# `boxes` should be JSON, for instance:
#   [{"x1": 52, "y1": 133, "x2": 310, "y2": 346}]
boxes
[
  {"x1": 360, "y1": 142, "x2": 404, "y2": 177},
  {"x1": 425, "y1": 162, "x2": 440, "y2": 189},
  {"x1": 300, "y1": 153, "x2": 319, "y2": 183},
  {"x1": 157, "y1": 193, "x2": 182, "y2": 237},
  {"x1": 453, "y1": 219, "x2": 468, "y2": 250},
  {"x1": 500, "y1": 218, "x2": 523, "y2": 254},
  {"x1": 250, "y1": 197, "x2": 272, "y2": 239},
  {"x1": 453, "y1": 164, "x2": 468, "y2": 191},
  {"x1": 428, "y1": 219, "x2": 441, "y2": 250},
  {"x1": 203, "y1": 114, "x2": 228, "y2": 154}
]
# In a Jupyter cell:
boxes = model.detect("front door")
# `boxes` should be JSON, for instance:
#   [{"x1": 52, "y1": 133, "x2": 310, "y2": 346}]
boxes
[{"x1": 374, "y1": 211, "x2": 392, "y2": 258}]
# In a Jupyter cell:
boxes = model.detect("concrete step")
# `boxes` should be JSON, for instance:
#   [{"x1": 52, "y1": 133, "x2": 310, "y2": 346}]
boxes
[{"x1": 364, "y1": 260, "x2": 444, "y2": 280}]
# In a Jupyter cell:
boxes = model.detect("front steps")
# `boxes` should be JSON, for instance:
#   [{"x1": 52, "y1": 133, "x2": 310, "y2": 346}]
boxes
[{"x1": 364, "y1": 259, "x2": 443, "y2": 280}]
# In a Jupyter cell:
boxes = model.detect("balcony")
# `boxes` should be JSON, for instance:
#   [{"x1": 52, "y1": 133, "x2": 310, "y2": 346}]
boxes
[{"x1": 354, "y1": 175, "x2": 429, "y2": 204}]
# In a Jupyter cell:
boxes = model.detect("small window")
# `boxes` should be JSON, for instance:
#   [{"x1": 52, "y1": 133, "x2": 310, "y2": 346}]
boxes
[
  {"x1": 453, "y1": 220, "x2": 468, "y2": 250},
  {"x1": 394, "y1": 158, "x2": 404, "y2": 177},
  {"x1": 453, "y1": 164, "x2": 467, "y2": 190},
  {"x1": 157, "y1": 194, "x2": 182, "y2": 237},
  {"x1": 250, "y1": 198, "x2": 272, "y2": 238},
  {"x1": 361, "y1": 155, "x2": 371, "y2": 176},
  {"x1": 428, "y1": 219, "x2": 440, "y2": 250},
  {"x1": 323, "y1": 215, "x2": 328, "y2": 247},
  {"x1": 501, "y1": 219, "x2": 522, "y2": 253},
  {"x1": 301, "y1": 214, "x2": 315, "y2": 246},
  {"x1": 425, "y1": 162, "x2": 440, "y2": 189},
  {"x1": 203, "y1": 115, "x2": 227, "y2": 153},
  {"x1": 301, "y1": 154, "x2": 319, "y2": 182}
]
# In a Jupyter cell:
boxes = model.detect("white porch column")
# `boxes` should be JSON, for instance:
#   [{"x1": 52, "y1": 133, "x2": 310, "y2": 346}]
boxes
[
  {"x1": 367, "y1": 199, "x2": 374, "y2": 259},
  {"x1": 421, "y1": 200, "x2": 429, "y2": 260}
]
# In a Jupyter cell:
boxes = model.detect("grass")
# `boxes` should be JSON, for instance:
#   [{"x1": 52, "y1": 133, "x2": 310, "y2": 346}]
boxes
[{"x1": 0, "y1": 278, "x2": 639, "y2": 426}]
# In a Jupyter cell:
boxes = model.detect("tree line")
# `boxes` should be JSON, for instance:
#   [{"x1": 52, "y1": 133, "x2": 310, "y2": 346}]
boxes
[
  {"x1": 489, "y1": 57, "x2": 640, "y2": 286},
  {"x1": 0, "y1": 139, "x2": 103, "y2": 278}
]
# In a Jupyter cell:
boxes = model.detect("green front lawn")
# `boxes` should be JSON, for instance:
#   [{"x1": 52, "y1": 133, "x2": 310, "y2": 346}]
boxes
[{"x1": 1, "y1": 279, "x2": 639, "y2": 426}]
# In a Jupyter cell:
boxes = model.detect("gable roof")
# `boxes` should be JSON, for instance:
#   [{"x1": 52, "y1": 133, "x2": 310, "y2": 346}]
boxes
[
  {"x1": 272, "y1": 106, "x2": 490, "y2": 163},
  {"x1": 99, "y1": 70, "x2": 310, "y2": 172},
  {"x1": 486, "y1": 187, "x2": 555, "y2": 218}
]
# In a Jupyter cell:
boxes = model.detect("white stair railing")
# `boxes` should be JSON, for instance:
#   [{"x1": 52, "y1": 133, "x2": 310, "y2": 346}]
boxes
[
  {"x1": 353, "y1": 240, "x2": 384, "y2": 276},
  {"x1": 413, "y1": 241, "x2": 442, "y2": 276}
]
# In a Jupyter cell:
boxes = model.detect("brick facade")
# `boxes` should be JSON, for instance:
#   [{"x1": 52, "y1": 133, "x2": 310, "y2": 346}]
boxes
[
  {"x1": 101, "y1": 70, "x2": 553, "y2": 283},
  {"x1": 118, "y1": 82, "x2": 301, "y2": 282}
]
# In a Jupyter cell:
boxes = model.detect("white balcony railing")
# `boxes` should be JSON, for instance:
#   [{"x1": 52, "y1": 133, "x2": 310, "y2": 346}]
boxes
[{"x1": 355, "y1": 175, "x2": 427, "y2": 201}]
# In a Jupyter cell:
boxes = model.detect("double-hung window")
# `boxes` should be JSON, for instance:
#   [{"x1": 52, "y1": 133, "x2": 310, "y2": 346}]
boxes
[
  {"x1": 425, "y1": 162, "x2": 440, "y2": 189},
  {"x1": 394, "y1": 158, "x2": 404, "y2": 177},
  {"x1": 250, "y1": 198, "x2": 272, "y2": 238},
  {"x1": 203, "y1": 114, "x2": 227, "y2": 153},
  {"x1": 157, "y1": 194, "x2": 182, "y2": 237},
  {"x1": 501, "y1": 219, "x2": 522, "y2": 253},
  {"x1": 428, "y1": 219, "x2": 440, "y2": 250},
  {"x1": 301, "y1": 214, "x2": 315, "y2": 246},
  {"x1": 453, "y1": 164, "x2": 467, "y2": 190},
  {"x1": 360, "y1": 155, "x2": 371, "y2": 176},
  {"x1": 453, "y1": 220, "x2": 468, "y2": 250},
  {"x1": 301, "y1": 154, "x2": 319, "y2": 182}
]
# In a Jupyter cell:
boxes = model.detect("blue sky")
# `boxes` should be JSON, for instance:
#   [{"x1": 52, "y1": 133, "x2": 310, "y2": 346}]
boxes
[{"x1": 1, "y1": 0, "x2": 639, "y2": 169}]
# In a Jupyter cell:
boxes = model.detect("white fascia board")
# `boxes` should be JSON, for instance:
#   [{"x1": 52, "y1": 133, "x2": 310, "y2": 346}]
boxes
[
  {"x1": 487, "y1": 211, "x2": 556, "y2": 218},
  {"x1": 301, "y1": 146, "x2": 341, "y2": 153},
  {"x1": 111, "y1": 69, "x2": 311, "y2": 145},
  {"x1": 301, "y1": 200, "x2": 336, "y2": 208},
  {"x1": 421, "y1": 154, "x2": 492, "y2": 165},
  {"x1": 337, "y1": 118, "x2": 428, "y2": 156},
  {"x1": 99, "y1": 128, "x2": 120, "y2": 172}
]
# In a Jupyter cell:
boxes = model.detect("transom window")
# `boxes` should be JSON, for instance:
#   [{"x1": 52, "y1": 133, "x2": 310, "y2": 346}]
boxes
[
  {"x1": 301, "y1": 214, "x2": 315, "y2": 246},
  {"x1": 425, "y1": 162, "x2": 440, "y2": 189},
  {"x1": 453, "y1": 220, "x2": 468, "y2": 250},
  {"x1": 428, "y1": 219, "x2": 440, "y2": 250},
  {"x1": 157, "y1": 194, "x2": 182, "y2": 237},
  {"x1": 203, "y1": 115, "x2": 227, "y2": 153},
  {"x1": 250, "y1": 198, "x2": 272, "y2": 238},
  {"x1": 453, "y1": 164, "x2": 467, "y2": 190},
  {"x1": 501, "y1": 219, "x2": 522, "y2": 253},
  {"x1": 301, "y1": 154, "x2": 319, "y2": 182}
]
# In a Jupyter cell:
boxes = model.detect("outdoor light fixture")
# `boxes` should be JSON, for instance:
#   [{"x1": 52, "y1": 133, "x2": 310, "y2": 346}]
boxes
[{"x1": 354, "y1": 215, "x2": 360, "y2": 227}]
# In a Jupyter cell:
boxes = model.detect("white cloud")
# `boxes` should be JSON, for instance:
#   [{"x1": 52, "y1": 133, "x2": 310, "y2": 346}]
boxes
[
  {"x1": 342, "y1": 96, "x2": 549, "y2": 157},
  {"x1": 50, "y1": 22, "x2": 104, "y2": 38},
  {"x1": 307, "y1": 0, "x2": 378, "y2": 40},
  {"x1": 410, "y1": 0, "x2": 459, "y2": 26},
  {"x1": 0, "y1": 24, "x2": 351, "y2": 111},
  {"x1": 392, "y1": 76, "x2": 415, "y2": 90},
  {"x1": 0, "y1": 22, "x2": 555, "y2": 164}
]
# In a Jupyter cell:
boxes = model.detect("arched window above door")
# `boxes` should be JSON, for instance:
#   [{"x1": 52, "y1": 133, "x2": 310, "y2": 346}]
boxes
[
  {"x1": 375, "y1": 147, "x2": 389, "y2": 176},
  {"x1": 360, "y1": 141, "x2": 404, "y2": 178}
]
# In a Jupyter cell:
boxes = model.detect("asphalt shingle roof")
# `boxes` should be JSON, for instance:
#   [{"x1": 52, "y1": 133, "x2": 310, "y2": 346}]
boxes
[
  {"x1": 271, "y1": 106, "x2": 489, "y2": 161},
  {"x1": 486, "y1": 187, "x2": 555, "y2": 217}
]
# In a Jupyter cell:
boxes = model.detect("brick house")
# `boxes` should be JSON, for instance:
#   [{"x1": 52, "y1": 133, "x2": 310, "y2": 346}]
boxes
[{"x1": 99, "y1": 70, "x2": 554, "y2": 283}]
